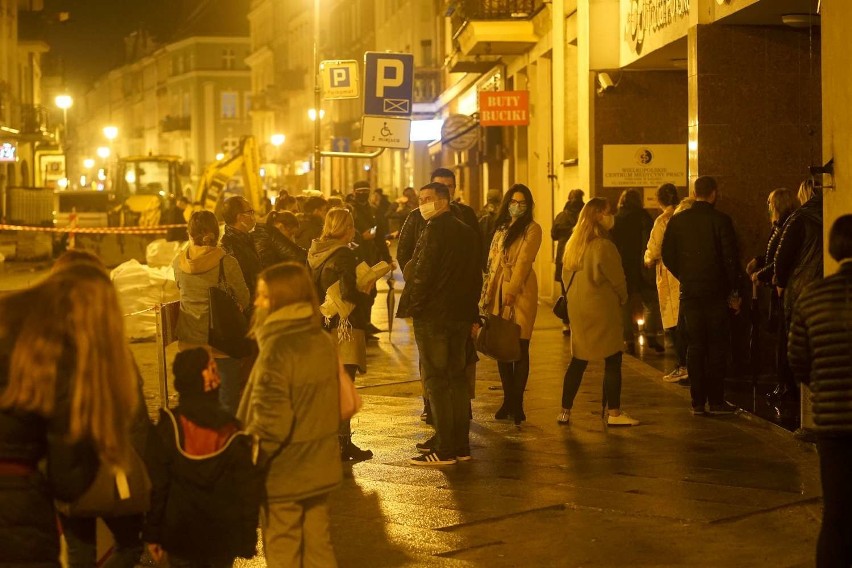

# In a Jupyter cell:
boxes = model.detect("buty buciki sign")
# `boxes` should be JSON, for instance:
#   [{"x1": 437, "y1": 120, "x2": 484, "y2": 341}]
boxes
[{"x1": 478, "y1": 91, "x2": 530, "y2": 127}]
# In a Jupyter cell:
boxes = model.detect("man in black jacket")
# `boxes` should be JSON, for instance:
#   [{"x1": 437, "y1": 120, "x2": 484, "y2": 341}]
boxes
[
  {"x1": 662, "y1": 176, "x2": 740, "y2": 416},
  {"x1": 398, "y1": 182, "x2": 481, "y2": 466},
  {"x1": 397, "y1": 168, "x2": 480, "y2": 271},
  {"x1": 788, "y1": 214, "x2": 852, "y2": 566},
  {"x1": 221, "y1": 196, "x2": 262, "y2": 303},
  {"x1": 295, "y1": 196, "x2": 328, "y2": 249}
]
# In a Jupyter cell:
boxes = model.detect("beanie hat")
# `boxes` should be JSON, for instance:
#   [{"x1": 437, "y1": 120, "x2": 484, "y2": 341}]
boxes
[
  {"x1": 353, "y1": 180, "x2": 371, "y2": 191},
  {"x1": 173, "y1": 348, "x2": 211, "y2": 397}
]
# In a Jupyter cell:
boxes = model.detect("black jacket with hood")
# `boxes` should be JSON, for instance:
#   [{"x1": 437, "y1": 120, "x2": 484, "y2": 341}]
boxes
[
  {"x1": 252, "y1": 224, "x2": 307, "y2": 269},
  {"x1": 221, "y1": 225, "x2": 262, "y2": 300},
  {"x1": 774, "y1": 195, "x2": 823, "y2": 316}
]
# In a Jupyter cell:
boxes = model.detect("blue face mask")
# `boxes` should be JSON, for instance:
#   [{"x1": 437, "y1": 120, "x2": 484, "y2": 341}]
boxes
[{"x1": 508, "y1": 203, "x2": 527, "y2": 218}]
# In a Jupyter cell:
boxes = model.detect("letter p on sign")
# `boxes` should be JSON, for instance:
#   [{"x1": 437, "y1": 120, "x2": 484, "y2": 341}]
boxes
[
  {"x1": 332, "y1": 67, "x2": 350, "y2": 88},
  {"x1": 376, "y1": 59, "x2": 404, "y2": 97}
]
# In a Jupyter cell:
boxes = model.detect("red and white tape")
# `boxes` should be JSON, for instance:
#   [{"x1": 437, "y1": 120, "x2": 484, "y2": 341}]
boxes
[{"x1": 0, "y1": 224, "x2": 186, "y2": 234}]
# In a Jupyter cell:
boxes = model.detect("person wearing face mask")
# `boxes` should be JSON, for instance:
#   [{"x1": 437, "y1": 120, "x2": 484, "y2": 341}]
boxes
[
  {"x1": 173, "y1": 211, "x2": 250, "y2": 414},
  {"x1": 238, "y1": 264, "x2": 341, "y2": 568},
  {"x1": 144, "y1": 348, "x2": 261, "y2": 568},
  {"x1": 557, "y1": 198, "x2": 639, "y2": 427},
  {"x1": 662, "y1": 176, "x2": 742, "y2": 416},
  {"x1": 481, "y1": 184, "x2": 542, "y2": 425},
  {"x1": 307, "y1": 208, "x2": 374, "y2": 462},
  {"x1": 253, "y1": 209, "x2": 308, "y2": 268},
  {"x1": 221, "y1": 196, "x2": 263, "y2": 307},
  {"x1": 397, "y1": 182, "x2": 482, "y2": 465}
]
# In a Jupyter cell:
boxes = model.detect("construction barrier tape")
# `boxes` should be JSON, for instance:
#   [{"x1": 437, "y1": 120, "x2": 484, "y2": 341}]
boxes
[{"x1": 0, "y1": 224, "x2": 187, "y2": 234}]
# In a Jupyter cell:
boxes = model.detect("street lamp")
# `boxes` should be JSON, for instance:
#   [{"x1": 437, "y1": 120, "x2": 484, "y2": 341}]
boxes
[
  {"x1": 270, "y1": 133, "x2": 286, "y2": 147},
  {"x1": 103, "y1": 126, "x2": 118, "y2": 141},
  {"x1": 96, "y1": 146, "x2": 110, "y2": 159},
  {"x1": 54, "y1": 95, "x2": 73, "y2": 184},
  {"x1": 83, "y1": 158, "x2": 95, "y2": 169},
  {"x1": 307, "y1": 108, "x2": 325, "y2": 121}
]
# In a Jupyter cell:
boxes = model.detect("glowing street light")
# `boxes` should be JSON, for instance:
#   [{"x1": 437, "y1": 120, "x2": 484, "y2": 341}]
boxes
[
  {"x1": 83, "y1": 158, "x2": 95, "y2": 169},
  {"x1": 307, "y1": 108, "x2": 325, "y2": 121},
  {"x1": 54, "y1": 94, "x2": 73, "y2": 110},
  {"x1": 215, "y1": 152, "x2": 225, "y2": 161},
  {"x1": 270, "y1": 133, "x2": 286, "y2": 147},
  {"x1": 96, "y1": 146, "x2": 111, "y2": 159},
  {"x1": 103, "y1": 126, "x2": 118, "y2": 141}
]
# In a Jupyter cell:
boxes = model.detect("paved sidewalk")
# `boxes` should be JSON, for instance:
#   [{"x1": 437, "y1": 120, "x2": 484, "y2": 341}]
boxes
[{"x1": 329, "y1": 304, "x2": 821, "y2": 567}]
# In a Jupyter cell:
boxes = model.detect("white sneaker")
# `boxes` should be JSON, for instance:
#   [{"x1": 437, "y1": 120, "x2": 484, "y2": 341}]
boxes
[
  {"x1": 606, "y1": 411, "x2": 639, "y2": 426},
  {"x1": 663, "y1": 366, "x2": 688, "y2": 383},
  {"x1": 557, "y1": 408, "x2": 571, "y2": 425}
]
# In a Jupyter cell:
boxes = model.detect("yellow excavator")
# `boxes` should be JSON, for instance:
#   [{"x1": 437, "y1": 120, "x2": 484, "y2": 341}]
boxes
[
  {"x1": 113, "y1": 155, "x2": 188, "y2": 226},
  {"x1": 196, "y1": 135, "x2": 264, "y2": 217}
]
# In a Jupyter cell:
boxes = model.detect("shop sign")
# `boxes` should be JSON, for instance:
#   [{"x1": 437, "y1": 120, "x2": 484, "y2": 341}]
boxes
[
  {"x1": 441, "y1": 114, "x2": 478, "y2": 152},
  {"x1": 0, "y1": 142, "x2": 16, "y2": 162},
  {"x1": 603, "y1": 144, "x2": 686, "y2": 188},
  {"x1": 624, "y1": 0, "x2": 690, "y2": 55},
  {"x1": 478, "y1": 91, "x2": 530, "y2": 127}
]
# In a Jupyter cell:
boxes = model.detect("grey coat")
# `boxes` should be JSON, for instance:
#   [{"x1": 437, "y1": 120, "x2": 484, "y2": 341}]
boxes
[
  {"x1": 563, "y1": 238, "x2": 628, "y2": 360},
  {"x1": 237, "y1": 304, "x2": 342, "y2": 503},
  {"x1": 173, "y1": 246, "x2": 250, "y2": 352}
]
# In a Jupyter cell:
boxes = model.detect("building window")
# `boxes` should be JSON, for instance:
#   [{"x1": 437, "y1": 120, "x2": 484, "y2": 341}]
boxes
[
  {"x1": 223, "y1": 49, "x2": 236, "y2": 70},
  {"x1": 244, "y1": 93, "x2": 252, "y2": 117},
  {"x1": 222, "y1": 137, "x2": 239, "y2": 154},
  {"x1": 221, "y1": 92, "x2": 238, "y2": 119}
]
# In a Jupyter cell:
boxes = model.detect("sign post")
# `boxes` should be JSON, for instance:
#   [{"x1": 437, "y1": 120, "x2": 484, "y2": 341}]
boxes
[
  {"x1": 321, "y1": 60, "x2": 360, "y2": 100},
  {"x1": 362, "y1": 52, "x2": 414, "y2": 149}
]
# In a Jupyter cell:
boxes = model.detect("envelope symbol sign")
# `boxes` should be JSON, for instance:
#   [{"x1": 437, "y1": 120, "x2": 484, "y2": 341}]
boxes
[{"x1": 383, "y1": 99, "x2": 410, "y2": 113}]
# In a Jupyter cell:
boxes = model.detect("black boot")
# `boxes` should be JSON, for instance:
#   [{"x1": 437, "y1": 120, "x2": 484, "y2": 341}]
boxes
[
  {"x1": 513, "y1": 374, "x2": 528, "y2": 425},
  {"x1": 495, "y1": 367, "x2": 514, "y2": 420},
  {"x1": 340, "y1": 435, "x2": 373, "y2": 463}
]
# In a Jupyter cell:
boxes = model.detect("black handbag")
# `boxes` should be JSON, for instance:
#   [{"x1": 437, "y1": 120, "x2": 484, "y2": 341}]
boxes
[
  {"x1": 475, "y1": 307, "x2": 522, "y2": 362},
  {"x1": 208, "y1": 259, "x2": 251, "y2": 358},
  {"x1": 552, "y1": 272, "x2": 576, "y2": 321}
]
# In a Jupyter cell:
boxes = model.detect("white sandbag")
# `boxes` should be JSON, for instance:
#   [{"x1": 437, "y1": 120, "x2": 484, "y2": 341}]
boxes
[
  {"x1": 146, "y1": 239, "x2": 182, "y2": 268},
  {"x1": 111, "y1": 260, "x2": 178, "y2": 340}
]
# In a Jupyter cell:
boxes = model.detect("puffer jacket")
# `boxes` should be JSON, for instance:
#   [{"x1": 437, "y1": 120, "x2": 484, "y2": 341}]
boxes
[
  {"x1": 237, "y1": 303, "x2": 342, "y2": 502},
  {"x1": 307, "y1": 240, "x2": 371, "y2": 331},
  {"x1": 774, "y1": 195, "x2": 823, "y2": 317},
  {"x1": 295, "y1": 214, "x2": 323, "y2": 250},
  {"x1": 0, "y1": 339, "x2": 99, "y2": 566},
  {"x1": 753, "y1": 217, "x2": 790, "y2": 285},
  {"x1": 396, "y1": 211, "x2": 482, "y2": 323},
  {"x1": 788, "y1": 263, "x2": 852, "y2": 436},
  {"x1": 662, "y1": 201, "x2": 740, "y2": 301},
  {"x1": 252, "y1": 224, "x2": 307, "y2": 269},
  {"x1": 397, "y1": 202, "x2": 481, "y2": 272},
  {"x1": 221, "y1": 225, "x2": 262, "y2": 300}
]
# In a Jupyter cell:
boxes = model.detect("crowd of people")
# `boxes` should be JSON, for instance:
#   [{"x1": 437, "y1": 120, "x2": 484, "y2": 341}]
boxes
[{"x1": 1, "y1": 168, "x2": 850, "y2": 565}]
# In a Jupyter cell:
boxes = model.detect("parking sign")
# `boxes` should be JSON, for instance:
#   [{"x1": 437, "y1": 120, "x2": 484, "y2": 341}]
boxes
[
  {"x1": 321, "y1": 60, "x2": 359, "y2": 100},
  {"x1": 364, "y1": 52, "x2": 414, "y2": 117}
]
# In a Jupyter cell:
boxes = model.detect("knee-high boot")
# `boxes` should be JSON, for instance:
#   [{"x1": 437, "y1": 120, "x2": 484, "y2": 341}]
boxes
[
  {"x1": 513, "y1": 373, "x2": 528, "y2": 425},
  {"x1": 495, "y1": 363, "x2": 514, "y2": 419}
]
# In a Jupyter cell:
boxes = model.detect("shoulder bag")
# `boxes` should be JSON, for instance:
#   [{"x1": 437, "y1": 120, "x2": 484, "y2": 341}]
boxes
[
  {"x1": 55, "y1": 447, "x2": 151, "y2": 518},
  {"x1": 208, "y1": 258, "x2": 251, "y2": 358},
  {"x1": 553, "y1": 271, "x2": 576, "y2": 321}
]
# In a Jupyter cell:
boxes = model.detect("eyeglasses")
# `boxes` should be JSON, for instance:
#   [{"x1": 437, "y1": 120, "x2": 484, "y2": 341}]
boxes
[
  {"x1": 242, "y1": 209, "x2": 255, "y2": 216},
  {"x1": 509, "y1": 199, "x2": 527, "y2": 206}
]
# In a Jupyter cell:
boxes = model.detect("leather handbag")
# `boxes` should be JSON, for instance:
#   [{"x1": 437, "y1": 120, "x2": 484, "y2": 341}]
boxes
[
  {"x1": 55, "y1": 447, "x2": 152, "y2": 518},
  {"x1": 475, "y1": 307, "x2": 522, "y2": 362},
  {"x1": 208, "y1": 259, "x2": 251, "y2": 358},
  {"x1": 552, "y1": 272, "x2": 576, "y2": 322}
]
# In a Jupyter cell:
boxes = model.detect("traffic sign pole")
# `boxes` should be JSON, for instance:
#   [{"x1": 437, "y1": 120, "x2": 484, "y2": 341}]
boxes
[{"x1": 312, "y1": 0, "x2": 322, "y2": 193}]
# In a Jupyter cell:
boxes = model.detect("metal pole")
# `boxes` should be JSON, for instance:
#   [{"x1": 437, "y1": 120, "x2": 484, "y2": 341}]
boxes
[{"x1": 313, "y1": 0, "x2": 322, "y2": 193}]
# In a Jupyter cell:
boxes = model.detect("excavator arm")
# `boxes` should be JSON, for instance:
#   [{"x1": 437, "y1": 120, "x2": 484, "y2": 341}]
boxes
[{"x1": 196, "y1": 136, "x2": 263, "y2": 215}]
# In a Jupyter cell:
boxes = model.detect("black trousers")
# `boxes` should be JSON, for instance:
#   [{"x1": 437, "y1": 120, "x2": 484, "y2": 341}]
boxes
[
  {"x1": 497, "y1": 339, "x2": 531, "y2": 413},
  {"x1": 818, "y1": 437, "x2": 852, "y2": 567},
  {"x1": 561, "y1": 352, "x2": 623, "y2": 411},
  {"x1": 680, "y1": 298, "x2": 730, "y2": 407}
]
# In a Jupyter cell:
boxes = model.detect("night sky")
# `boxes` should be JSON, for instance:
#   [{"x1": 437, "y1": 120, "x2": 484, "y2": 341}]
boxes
[{"x1": 44, "y1": 0, "x2": 178, "y2": 89}]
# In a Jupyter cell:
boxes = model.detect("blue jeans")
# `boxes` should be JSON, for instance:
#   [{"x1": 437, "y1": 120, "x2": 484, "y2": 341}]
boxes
[
  {"x1": 413, "y1": 318, "x2": 471, "y2": 456},
  {"x1": 215, "y1": 357, "x2": 242, "y2": 415}
]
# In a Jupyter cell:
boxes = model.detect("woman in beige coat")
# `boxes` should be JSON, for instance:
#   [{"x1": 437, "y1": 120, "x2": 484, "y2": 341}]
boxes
[
  {"x1": 644, "y1": 183, "x2": 688, "y2": 382},
  {"x1": 557, "y1": 198, "x2": 639, "y2": 427},
  {"x1": 481, "y1": 184, "x2": 542, "y2": 425}
]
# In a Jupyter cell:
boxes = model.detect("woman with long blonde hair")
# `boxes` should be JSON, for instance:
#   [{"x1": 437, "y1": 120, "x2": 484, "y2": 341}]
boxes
[
  {"x1": 558, "y1": 198, "x2": 639, "y2": 427},
  {"x1": 0, "y1": 262, "x2": 139, "y2": 565},
  {"x1": 307, "y1": 208, "x2": 373, "y2": 462},
  {"x1": 239, "y1": 263, "x2": 342, "y2": 567}
]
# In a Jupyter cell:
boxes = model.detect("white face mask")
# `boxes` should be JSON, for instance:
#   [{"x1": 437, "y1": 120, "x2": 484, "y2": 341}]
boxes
[
  {"x1": 600, "y1": 214, "x2": 615, "y2": 231},
  {"x1": 420, "y1": 201, "x2": 438, "y2": 221}
]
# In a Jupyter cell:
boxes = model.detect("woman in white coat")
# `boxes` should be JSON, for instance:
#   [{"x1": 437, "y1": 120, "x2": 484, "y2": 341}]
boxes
[
  {"x1": 644, "y1": 183, "x2": 687, "y2": 382},
  {"x1": 558, "y1": 198, "x2": 639, "y2": 426},
  {"x1": 481, "y1": 184, "x2": 542, "y2": 425}
]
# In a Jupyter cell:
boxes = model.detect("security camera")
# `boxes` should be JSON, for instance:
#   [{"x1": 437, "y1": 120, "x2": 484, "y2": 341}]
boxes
[{"x1": 597, "y1": 72, "x2": 615, "y2": 93}]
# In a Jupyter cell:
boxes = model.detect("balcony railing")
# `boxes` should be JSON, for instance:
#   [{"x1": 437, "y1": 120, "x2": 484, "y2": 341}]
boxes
[
  {"x1": 19, "y1": 104, "x2": 50, "y2": 135},
  {"x1": 414, "y1": 68, "x2": 441, "y2": 104},
  {"x1": 450, "y1": 0, "x2": 542, "y2": 21},
  {"x1": 160, "y1": 115, "x2": 191, "y2": 133}
]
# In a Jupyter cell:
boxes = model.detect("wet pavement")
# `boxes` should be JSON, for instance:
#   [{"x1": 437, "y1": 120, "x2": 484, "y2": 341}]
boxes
[{"x1": 2, "y1": 262, "x2": 821, "y2": 566}]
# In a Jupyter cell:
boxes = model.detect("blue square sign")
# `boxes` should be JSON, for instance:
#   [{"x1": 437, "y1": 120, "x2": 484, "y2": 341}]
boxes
[{"x1": 364, "y1": 52, "x2": 414, "y2": 117}]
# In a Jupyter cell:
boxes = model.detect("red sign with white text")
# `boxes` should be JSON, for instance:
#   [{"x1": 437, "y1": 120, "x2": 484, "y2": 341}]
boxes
[{"x1": 478, "y1": 91, "x2": 530, "y2": 126}]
